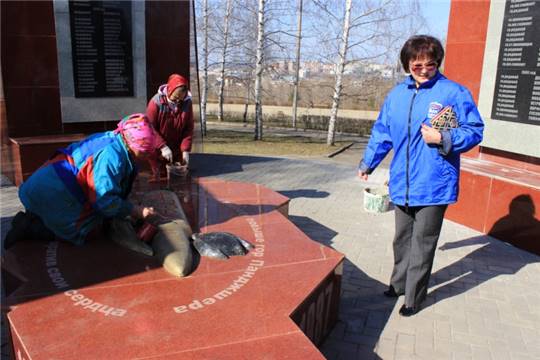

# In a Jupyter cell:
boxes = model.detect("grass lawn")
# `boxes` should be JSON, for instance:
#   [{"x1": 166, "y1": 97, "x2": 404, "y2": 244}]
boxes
[{"x1": 201, "y1": 129, "x2": 352, "y2": 157}]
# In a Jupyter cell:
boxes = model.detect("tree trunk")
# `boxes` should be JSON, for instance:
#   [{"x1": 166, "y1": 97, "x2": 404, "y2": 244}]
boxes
[
  {"x1": 243, "y1": 81, "x2": 250, "y2": 124},
  {"x1": 200, "y1": 0, "x2": 209, "y2": 136},
  {"x1": 291, "y1": 0, "x2": 303, "y2": 131},
  {"x1": 254, "y1": 0, "x2": 265, "y2": 140},
  {"x1": 327, "y1": 0, "x2": 352, "y2": 146},
  {"x1": 217, "y1": 0, "x2": 232, "y2": 122}
]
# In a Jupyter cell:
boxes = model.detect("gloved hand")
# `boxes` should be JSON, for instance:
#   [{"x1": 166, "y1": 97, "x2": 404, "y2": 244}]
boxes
[
  {"x1": 182, "y1": 151, "x2": 190, "y2": 167},
  {"x1": 160, "y1": 146, "x2": 173, "y2": 163}
]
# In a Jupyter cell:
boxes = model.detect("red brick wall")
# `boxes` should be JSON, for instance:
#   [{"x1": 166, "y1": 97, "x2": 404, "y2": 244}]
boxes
[
  {"x1": 444, "y1": 0, "x2": 490, "y2": 160},
  {"x1": 145, "y1": 1, "x2": 191, "y2": 103},
  {"x1": 445, "y1": 0, "x2": 540, "y2": 254},
  {"x1": 445, "y1": 0, "x2": 491, "y2": 103},
  {"x1": 445, "y1": 0, "x2": 539, "y2": 168},
  {"x1": 1, "y1": 1, "x2": 191, "y2": 183},
  {"x1": 0, "y1": 1, "x2": 62, "y2": 137}
]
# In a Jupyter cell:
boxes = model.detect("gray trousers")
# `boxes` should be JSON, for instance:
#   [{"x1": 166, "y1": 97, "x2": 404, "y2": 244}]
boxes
[{"x1": 390, "y1": 204, "x2": 447, "y2": 308}]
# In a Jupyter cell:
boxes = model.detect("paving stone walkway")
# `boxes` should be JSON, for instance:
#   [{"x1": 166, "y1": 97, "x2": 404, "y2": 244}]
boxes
[
  {"x1": 190, "y1": 149, "x2": 540, "y2": 360},
  {"x1": 2, "y1": 142, "x2": 539, "y2": 359}
]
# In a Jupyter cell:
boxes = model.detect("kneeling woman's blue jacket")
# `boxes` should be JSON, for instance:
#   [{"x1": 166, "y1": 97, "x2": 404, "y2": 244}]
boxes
[
  {"x1": 359, "y1": 72, "x2": 484, "y2": 206},
  {"x1": 19, "y1": 131, "x2": 136, "y2": 245}
]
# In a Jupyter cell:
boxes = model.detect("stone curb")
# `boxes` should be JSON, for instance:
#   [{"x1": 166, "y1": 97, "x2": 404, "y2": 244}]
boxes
[{"x1": 327, "y1": 142, "x2": 355, "y2": 158}]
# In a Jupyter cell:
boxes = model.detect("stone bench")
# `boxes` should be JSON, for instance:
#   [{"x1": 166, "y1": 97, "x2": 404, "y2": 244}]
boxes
[
  {"x1": 8, "y1": 134, "x2": 86, "y2": 186},
  {"x1": 446, "y1": 157, "x2": 540, "y2": 255}
]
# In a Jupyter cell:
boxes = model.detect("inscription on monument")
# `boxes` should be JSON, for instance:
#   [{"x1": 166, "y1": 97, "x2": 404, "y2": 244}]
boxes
[
  {"x1": 69, "y1": 1, "x2": 133, "y2": 97},
  {"x1": 491, "y1": 0, "x2": 540, "y2": 125}
]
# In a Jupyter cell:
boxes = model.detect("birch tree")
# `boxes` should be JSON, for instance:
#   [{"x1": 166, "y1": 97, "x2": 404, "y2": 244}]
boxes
[
  {"x1": 253, "y1": 0, "x2": 266, "y2": 140},
  {"x1": 234, "y1": 16, "x2": 257, "y2": 125},
  {"x1": 217, "y1": 0, "x2": 233, "y2": 121},
  {"x1": 291, "y1": 0, "x2": 303, "y2": 130},
  {"x1": 307, "y1": 0, "x2": 422, "y2": 145},
  {"x1": 326, "y1": 0, "x2": 351, "y2": 145},
  {"x1": 200, "y1": 0, "x2": 209, "y2": 135},
  {"x1": 230, "y1": 0, "x2": 296, "y2": 140},
  {"x1": 195, "y1": 0, "x2": 220, "y2": 135},
  {"x1": 225, "y1": 0, "x2": 258, "y2": 125}
]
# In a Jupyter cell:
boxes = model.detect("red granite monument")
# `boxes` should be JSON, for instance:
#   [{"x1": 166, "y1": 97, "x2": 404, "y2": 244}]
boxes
[{"x1": 5, "y1": 176, "x2": 343, "y2": 359}]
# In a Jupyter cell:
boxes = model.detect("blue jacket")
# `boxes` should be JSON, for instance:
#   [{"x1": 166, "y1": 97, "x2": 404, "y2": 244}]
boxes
[
  {"x1": 359, "y1": 72, "x2": 484, "y2": 206},
  {"x1": 19, "y1": 132, "x2": 136, "y2": 245}
]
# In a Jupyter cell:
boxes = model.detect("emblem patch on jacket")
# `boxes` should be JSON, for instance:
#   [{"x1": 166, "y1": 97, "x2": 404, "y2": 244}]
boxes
[
  {"x1": 430, "y1": 106, "x2": 459, "y2": 131},
  {"x1": 427, "y1": 102, "x2": 443, "y2": 119}
]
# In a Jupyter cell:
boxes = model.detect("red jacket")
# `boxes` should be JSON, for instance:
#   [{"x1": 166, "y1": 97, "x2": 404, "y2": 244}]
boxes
[
  {"x1": 146, "y1": 90, "x2": 193, "y2": 154},
  {"x1": 146, "y1": 75, "x2": 194, "y2": 157}
]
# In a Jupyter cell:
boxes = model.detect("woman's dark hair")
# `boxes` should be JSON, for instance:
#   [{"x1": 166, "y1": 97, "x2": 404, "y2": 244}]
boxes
[{"x1": 400, "y1": 35, "x2": 444, "y2": 73}]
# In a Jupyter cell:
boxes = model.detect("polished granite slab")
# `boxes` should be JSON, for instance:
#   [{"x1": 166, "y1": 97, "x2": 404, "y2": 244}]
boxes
[{"x1": 6, "y1": 175, "x2": 344, "y2": 359}]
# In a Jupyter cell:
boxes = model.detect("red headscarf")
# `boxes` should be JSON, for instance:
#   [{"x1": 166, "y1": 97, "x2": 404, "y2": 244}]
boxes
[{"x1": 167, "y1": 74, "x2": 189, "y2": 98}]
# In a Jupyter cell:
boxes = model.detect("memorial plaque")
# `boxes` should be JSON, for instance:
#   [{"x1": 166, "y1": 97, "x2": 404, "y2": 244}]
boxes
[
  {"x1": 491, "y1": 0, "x2": 540, "y2": 125},
  {"x1": 69, "y1": 1, "x2": 133, "y2": 97}
]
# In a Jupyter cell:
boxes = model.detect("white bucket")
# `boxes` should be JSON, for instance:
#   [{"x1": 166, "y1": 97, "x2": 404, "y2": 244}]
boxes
[{"x1": 363, "y1": 187, "x2": 390, "y2": 213}]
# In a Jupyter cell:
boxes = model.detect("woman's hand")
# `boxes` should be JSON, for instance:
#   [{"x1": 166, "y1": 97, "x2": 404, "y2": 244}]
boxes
[
  {"x1": 421, "y1": 124, "x2": 442, "y2": 145},
  {"x1": 141, "y1": 207, "x2": 156, "y2": 219},
  {"x1": 358, "y1": 170, "x2": 369, "y2": 181},
  {"x1": 131, "y1": 206, "x2": 156, "y2": 219}
]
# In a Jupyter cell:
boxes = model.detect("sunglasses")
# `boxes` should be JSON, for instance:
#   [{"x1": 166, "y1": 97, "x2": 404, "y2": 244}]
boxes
[{"x1": 410, "y1": 61, "x2": 437, "y2": 72}]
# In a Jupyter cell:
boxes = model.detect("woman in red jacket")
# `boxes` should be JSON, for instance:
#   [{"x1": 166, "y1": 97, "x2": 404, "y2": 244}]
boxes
[{"x1": 147, "y1": 74, "x2": 194, "y2": 181}]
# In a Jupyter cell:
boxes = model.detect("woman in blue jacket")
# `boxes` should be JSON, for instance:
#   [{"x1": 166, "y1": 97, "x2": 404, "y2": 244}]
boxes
[
  {"x1": 5, "y1": 114, "x2": 158, "y2": 248},
  {"x1": 358, "y1": 35, "x2": 484, "y2": 316}
]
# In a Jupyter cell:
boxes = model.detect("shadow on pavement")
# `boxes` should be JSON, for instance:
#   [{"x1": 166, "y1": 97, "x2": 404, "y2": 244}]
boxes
[
  {"x1": 319, "y1": 257, "x2": 396, "y2": 360},
  {"x1": 279, "y1": 189, "x2": 330, "y2": 199},
  {"x1": 288, "y1": 215, "x2": 336, "y2": 247},
  {"x1": 427, "y1": 235, "x2": 539, "y2": 309},
  {"x1": 290, "y1": 214, "x2": 395, "y2": 360},
  {"x1": 191, "y1": 153, "x2": 283, "y2": 177}
]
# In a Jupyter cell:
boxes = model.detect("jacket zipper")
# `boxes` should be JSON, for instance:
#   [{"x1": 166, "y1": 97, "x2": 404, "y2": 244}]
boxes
[{"x1": 406, "y1": 89, "x2": 418, "y2": 210}]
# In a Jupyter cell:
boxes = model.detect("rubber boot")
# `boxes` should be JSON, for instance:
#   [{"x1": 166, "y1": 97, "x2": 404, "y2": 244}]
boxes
[
  {"x1": 26, "y1": 212, "x2": 55, "y2": 242},
  {"x1": 4, "y1": 212, "x2": 32, "y2": 249}
]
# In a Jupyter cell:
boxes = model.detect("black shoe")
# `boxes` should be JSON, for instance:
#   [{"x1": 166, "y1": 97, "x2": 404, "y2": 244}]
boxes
[
  {"x1": 383, "y1": 285, "x2": 402, "y2": 298},
  {"x1": 399, "y1": 304, "x2": 419, "y2": 317},
  {"x1": 4, "y1": 212, "x2": 31, "y2": 249}
]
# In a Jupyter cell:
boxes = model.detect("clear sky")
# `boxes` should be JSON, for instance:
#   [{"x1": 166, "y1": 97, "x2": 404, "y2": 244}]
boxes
[{"x1": 419, "y1": 0, "x2": 452, "y2": 41}]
